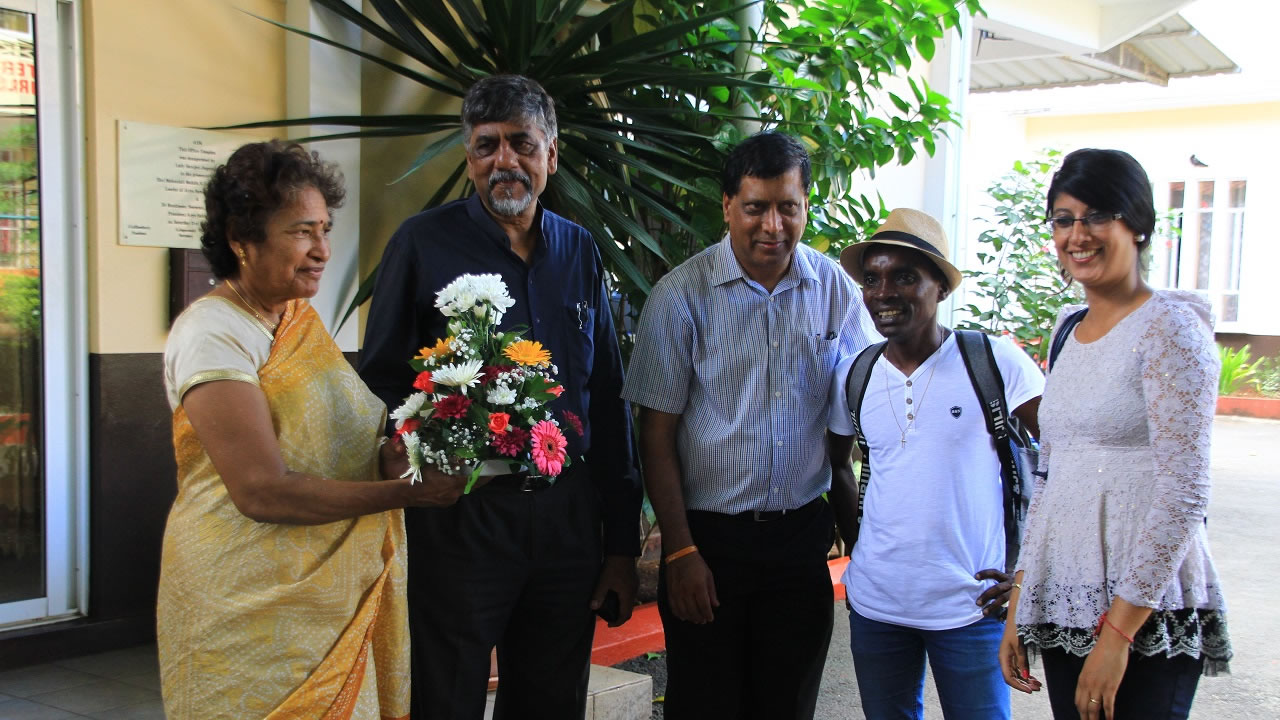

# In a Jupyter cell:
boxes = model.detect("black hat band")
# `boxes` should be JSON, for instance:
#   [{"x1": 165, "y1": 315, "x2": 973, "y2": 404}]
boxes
[{"x1": 868, "y1": 230, "x2": 944, "y2": 258}]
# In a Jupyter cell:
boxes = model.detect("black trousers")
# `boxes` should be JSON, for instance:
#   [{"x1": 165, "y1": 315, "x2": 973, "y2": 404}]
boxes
[
  {"x1": 1040, "y1": 647, "x2": 1204, "y2": 720},
  {"x1": 658, "y1": 498, "x2": 836, "y2": 720},
  {"x1": 404, "y1": 465, "x2": 602, "y2": 720}
]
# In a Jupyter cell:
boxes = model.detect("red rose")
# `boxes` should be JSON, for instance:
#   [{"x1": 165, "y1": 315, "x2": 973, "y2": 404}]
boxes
[
  {"x1": 488, "y1": 412, "x2": 511, "y2": 434},
  {"x1": 396, "y1": 418, "x2": 421, "y2": 436},
  {"x1": 547, "y1": 385, "x2": 565, "y2": 397},
  {"x1": 432, "y1": 393, "x2": 471, "y2": 419},
  {"x1": 413, "y1": 371, "x2": 435, "y2": 393}
]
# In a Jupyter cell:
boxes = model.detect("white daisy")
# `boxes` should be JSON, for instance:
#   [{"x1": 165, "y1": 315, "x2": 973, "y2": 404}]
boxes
[{"x1": 431, "y1": 359, "x2": 484, "y2": 388}]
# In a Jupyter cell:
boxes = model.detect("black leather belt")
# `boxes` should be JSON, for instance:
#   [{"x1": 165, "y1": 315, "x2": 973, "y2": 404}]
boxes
[
  {"x1": 487, "y1": 473, "x2": 553, "y2": 493},
  {"x1": 729, "y1": 497, "x2": 821, "y2": 522}
]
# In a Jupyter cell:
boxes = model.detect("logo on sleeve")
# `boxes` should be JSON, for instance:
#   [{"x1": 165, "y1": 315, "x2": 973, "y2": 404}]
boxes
[{"x1": 950, "y1": 406, "x2": 962, "y2": 418}]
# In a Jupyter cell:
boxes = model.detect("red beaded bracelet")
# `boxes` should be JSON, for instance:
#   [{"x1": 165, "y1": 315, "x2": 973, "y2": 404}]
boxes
[{"x1": 1093, "y1": 611, "x2": 1135, "y2": 644}]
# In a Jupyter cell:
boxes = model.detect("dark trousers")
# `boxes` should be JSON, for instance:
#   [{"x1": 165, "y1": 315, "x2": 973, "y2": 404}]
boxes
[
  {"x1": 404, "y1": 465, "x2": 602, "y2": 720},
  {"x1": 658, "y1": 498, "x2": 836, "y2": 720},
  {"x1": 1040, "y1": 647, "x2": 1204, "y2": 720}
]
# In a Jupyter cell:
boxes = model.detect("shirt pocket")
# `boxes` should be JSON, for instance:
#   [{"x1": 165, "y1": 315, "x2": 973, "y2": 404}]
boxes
[
  {"x1": 561, "y1": 303, "x2": 596, "y2": 388},
  {"x1": 794, "y1": 332, "x2": 837, "y2": 399}
]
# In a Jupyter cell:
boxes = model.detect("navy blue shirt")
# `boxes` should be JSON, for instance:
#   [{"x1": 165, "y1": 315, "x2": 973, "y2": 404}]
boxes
[{"x1": 358, "y1": 194, "x2": 641, "y2": 556}]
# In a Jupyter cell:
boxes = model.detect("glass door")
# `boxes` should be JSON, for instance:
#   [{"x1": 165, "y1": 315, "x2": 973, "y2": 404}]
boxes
[{"x1": 0, "y1": 0, "x2": 84, "y2": 629}]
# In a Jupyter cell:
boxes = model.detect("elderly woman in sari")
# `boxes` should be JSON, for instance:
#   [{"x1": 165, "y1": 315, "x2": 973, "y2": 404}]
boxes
[{"x1": 158, "y1": 140, "x2": 467, "y2": 719}]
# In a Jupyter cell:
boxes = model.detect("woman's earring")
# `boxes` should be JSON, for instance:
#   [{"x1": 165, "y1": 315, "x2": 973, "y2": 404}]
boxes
[
  {"x1": 239, "y1": 250, "x2": 247, "y2": 266},
  {"x1": 1136, "y1": 234, "x2": 1146, "y2": 244}
]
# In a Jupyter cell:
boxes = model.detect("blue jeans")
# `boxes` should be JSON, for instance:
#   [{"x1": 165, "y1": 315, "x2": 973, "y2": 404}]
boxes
[{"x1": 848, "y1": 606, "x2": 1010, "y2": 720}]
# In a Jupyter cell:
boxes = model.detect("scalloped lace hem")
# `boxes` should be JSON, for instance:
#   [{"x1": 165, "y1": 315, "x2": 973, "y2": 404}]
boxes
[{"x1": 1018, "y1": 608, "x2": 1232, "y2": 677}]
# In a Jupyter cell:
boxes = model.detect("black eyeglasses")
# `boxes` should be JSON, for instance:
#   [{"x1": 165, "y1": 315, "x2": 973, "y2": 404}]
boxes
[{"x1": 1043, "y1": 212, "x2": 1122, "y2": 232}]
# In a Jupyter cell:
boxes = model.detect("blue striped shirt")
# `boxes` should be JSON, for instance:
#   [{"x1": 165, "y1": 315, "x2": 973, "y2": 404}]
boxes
[{"x1": 623, "y1": 238, "x2": 871, "y2": 513}]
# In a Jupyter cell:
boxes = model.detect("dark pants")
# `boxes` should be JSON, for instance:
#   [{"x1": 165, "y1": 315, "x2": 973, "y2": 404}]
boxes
[
  {"x1": 1040, "y1": 647, "x2": 1204, "y2": 720},
  {"x1": 404, "y1": 465, "x2": 602, "y2": 720},
  {"x1": 658, "y1": 498, "x2": 836, "y2": 720}
]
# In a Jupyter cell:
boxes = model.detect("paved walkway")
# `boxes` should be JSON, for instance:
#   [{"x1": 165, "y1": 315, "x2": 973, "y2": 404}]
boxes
[
  {"x1": 0, "y1": 417, "x2": 1275, "y2": 718},
  {"x1": 816, "y1": 416, "x2": 1280, "y2": 719}
]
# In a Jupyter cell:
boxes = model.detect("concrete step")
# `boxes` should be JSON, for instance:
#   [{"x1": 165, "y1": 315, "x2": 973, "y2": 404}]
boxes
[{"x1": 483, "y1": 664, "x2": 653, "y2": 720}]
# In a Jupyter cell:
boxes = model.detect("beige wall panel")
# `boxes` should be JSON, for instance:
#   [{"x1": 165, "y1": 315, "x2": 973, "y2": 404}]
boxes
[{"x1": 85, "y1": 0, "x2": 287, "y2": 354}]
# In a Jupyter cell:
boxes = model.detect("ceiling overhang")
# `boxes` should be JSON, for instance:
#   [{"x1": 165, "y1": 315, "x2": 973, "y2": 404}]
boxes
[{"x1": 970, "y1": 0, "x2": 1238, "y2": 93}]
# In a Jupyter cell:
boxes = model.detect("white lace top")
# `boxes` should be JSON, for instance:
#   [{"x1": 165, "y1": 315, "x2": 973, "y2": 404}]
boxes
[{"x1": 1015, "y1": 290, "x2": 1231, "y2": 670}]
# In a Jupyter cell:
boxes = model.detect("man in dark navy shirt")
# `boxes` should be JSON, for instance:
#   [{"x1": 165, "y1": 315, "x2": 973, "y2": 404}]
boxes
[{"x1": 358, "y1": 75, "x2": 641, "y2": 720}]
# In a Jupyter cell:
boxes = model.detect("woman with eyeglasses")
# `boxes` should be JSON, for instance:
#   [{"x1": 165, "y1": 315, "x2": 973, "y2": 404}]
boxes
[{"x1": 996, "y1": 148, "x2": 1232, "y2": 719}]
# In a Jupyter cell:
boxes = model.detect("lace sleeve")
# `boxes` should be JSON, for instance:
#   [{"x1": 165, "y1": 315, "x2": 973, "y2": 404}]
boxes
[{"x1": 1114, "y1": 299, "x2": 1218, "y2": 607}]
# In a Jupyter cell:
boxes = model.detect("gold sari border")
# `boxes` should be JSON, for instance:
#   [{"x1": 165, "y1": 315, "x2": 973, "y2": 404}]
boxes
[{"x1": 178, "y1": 369, "x2": 259, "y2": 404}]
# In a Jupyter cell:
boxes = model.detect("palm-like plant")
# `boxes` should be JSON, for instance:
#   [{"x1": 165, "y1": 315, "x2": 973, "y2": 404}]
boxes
[
  {"x1": 238, "y1": 0, "x2": 770, "y2": 325},
  {"x1": 235, "y1": 0, "x2": 980, "y2": 328}
]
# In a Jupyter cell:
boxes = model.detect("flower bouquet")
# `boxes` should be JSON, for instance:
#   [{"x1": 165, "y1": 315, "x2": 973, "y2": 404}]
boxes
[{"x1": 390, "y1": 273, "x2": 579, "y2": 493}]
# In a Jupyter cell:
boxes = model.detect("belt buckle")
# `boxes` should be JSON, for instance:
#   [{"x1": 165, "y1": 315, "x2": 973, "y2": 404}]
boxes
[{"x1": 751, "y1": 508, "x2": 785, "y2": 522}]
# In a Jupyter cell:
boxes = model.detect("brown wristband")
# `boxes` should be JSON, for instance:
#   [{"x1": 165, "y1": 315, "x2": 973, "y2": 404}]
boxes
[{"x1": 664, "y1": 545, "x2": 699, "y2": 565}]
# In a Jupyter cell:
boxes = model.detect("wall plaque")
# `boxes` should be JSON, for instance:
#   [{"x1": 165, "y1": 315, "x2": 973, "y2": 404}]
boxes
[{"x1": 118, "y1": 120, "x2": 246, "y2": 248}]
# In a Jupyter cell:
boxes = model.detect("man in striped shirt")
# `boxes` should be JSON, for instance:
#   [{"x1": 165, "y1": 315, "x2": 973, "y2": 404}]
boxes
[{"x1": 623, "y1": 131, "x2": 872, "y2": 719}]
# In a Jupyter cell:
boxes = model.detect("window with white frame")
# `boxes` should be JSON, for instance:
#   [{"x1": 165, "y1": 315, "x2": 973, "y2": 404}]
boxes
[{"x1": 1152, "y1": 178, "x2": 1247, "y2": 324}]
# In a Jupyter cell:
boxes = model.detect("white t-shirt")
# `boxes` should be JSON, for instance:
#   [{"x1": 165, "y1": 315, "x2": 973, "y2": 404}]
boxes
[{"x1": 828, "y1": 332, "x2": 1044, "y2": 630}]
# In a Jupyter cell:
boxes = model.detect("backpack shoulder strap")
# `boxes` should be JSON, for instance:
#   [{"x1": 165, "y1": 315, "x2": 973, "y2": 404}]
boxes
[
  {"x1": 955, "y1": 330, "x2": 1010, "y2": 441},
  {"x1": 844, "y1": 341, "x2": 886, "y2": 546},
  {"x1": 955, "y1": 329, "x2": 1023, "y2": 571},
  {"x1": 1048, "y1": 308, "x2": 1088, "y2": 371}
]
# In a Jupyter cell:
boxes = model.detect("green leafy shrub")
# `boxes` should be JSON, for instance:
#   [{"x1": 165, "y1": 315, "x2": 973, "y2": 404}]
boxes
[
  {"x1": 0, "y1": 272, "x2": 40, "y2": 336},
  {"x1": 957, "y1": 151, "x2": 1081, "y2": 364},
  {"x1": 1252, "y1": 356, "x2": 1280, "y2": 398},
  {"x1": 1218, "y1": 344, "x2": 1257, "y2": 397}
]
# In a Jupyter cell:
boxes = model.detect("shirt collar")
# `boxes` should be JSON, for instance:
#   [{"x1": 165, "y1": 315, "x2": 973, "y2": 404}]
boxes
[
  {"x1": 710, "y1": 235, "x2": 821, "y2": 291},
  {"x1": 466, "y1": 193, "x2": 548, "y2": 261}
]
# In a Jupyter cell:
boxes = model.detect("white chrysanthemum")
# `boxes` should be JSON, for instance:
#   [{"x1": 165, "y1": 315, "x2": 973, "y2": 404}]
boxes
[
  {"x1": 487, "y1": 385, "x2": 517, "y2": 405},
  {"x1": 402, "y1": 432, "x2": 424, "y2": 484},
  {"x1": 468, "y1": 273, "x2": 515, "y2": 320},
  {"x1": 435, "y1": 276, "x2": 478, "y2": 318},
  {"x1": 391, "y1": 392, "x2": 429, "y2": 422},
  {"x1": 432, "y1": 359, "x2": 484, "y2": 388},
  {"x1": 435, "y1": 273, "x2": 515, "y2": 324}
]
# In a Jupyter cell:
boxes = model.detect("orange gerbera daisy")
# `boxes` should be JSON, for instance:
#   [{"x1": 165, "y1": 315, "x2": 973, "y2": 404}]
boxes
[
  {"x1": 503, "y1": 339, "x2": 552, "y2": 367},
  {"x1": 414, "y1": 336, "x2": 456, "y2": 360}
]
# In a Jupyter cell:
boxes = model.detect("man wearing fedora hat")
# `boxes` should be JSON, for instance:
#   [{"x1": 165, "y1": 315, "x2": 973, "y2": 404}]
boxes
[
  {"x1": 623, "y1": 131, "x2": 872, "y2": 719},
  {"x1": 827, "y1": 207, "x2": 1044, "y2": 719}
]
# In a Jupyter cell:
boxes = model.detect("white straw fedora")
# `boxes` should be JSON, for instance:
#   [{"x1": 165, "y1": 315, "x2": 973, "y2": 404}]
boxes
[{"x1": 839, "y1": 208, "x2": 964, "y2": 291}]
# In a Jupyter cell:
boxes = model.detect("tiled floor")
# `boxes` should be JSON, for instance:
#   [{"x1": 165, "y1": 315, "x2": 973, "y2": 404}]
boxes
[{"x1": 0, "y1": 645, "x2": 162, "y2": 719}]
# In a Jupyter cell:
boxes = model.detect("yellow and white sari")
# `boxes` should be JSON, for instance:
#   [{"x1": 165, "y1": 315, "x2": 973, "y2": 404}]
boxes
[{"x1": 158, "y1": 297, "x2": 410, "y2": 720}]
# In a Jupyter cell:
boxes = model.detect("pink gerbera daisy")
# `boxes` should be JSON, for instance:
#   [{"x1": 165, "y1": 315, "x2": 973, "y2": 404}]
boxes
[{"x1": 530, "y1": 420, "x2": 568, "y2": 476}]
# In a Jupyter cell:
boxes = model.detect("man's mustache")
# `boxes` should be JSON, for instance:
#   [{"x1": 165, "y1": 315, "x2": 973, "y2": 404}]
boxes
[{"x1": 489, "y1": 170, "x2": 532, "y2": 192}]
